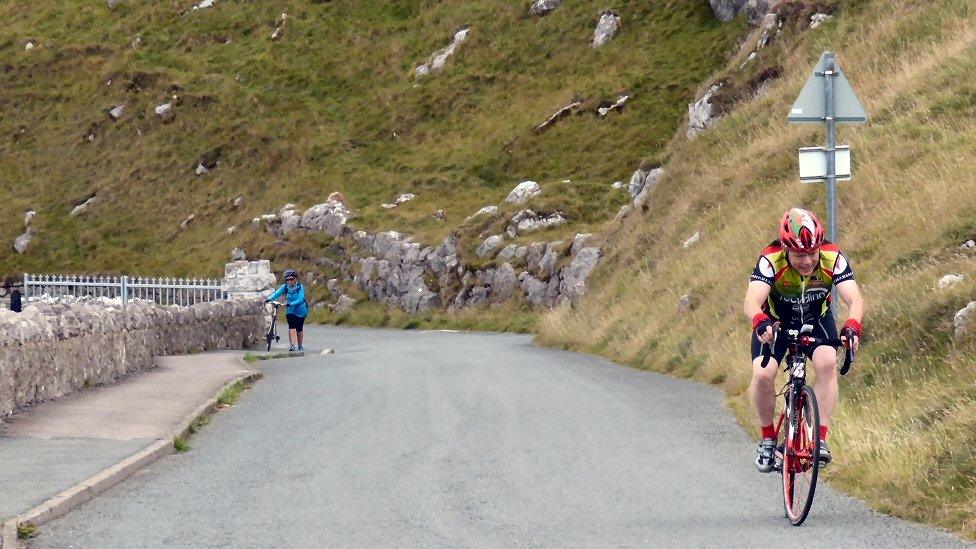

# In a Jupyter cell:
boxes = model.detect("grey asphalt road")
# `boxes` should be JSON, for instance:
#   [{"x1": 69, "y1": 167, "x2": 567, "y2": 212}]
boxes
[{"x1": 35, "y1": 326, "x2": 970, "y2": 548}]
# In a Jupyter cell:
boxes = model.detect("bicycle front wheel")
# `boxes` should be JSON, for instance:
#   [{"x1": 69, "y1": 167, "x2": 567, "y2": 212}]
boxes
[{"x1": 782, "y1": 384, "x2": 821, "y2": 526}]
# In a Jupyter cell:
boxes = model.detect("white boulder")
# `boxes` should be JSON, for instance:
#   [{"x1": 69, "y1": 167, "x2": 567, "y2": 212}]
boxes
[
  {"x1": 529, "y1": 0, "x2": 562, "y2": 16},
  {"x1": 628, "y1": 167, "x2": 664, "y2": 206},
  {"x1": 476, "y1": 235, "x2": 505, "y2": 258},
  {"x1": 299, "y1": 199, "x2": 352, "y2": 238},
  {"x1": 394, "y1": 193, "x2": 416, "y2": 205},
  {"x1": 938, "y1": 274, "x2": 964, "y2": 290},
  {"x1": 468, "y1": 205, "x2": 498, "y2": 220},
  {"x1": 414, "y1": 27, "x2": 469, "y2": 79},
  {"x1": 810, "y1": 13, "x2": 832, "y2": 29},
  {"x1": 13, "y1": 230, "x2": 31, "y2": 254},
  {"x1": 591, "y1": 10, "x2": 621, "y2": 48},
  {"x1": 108, "y1": 104, "x2": 125, "y2": 121},
  {"x1": 954, "y1": 301, "x2": 976, "y2": 339},
  {"x1": 688, "y1": 84, "x2": 722, "y2": 139},
  {"x1": 71, "y1": 196, "x2": 97, "y2": 216},
  {"x1": 597, "y1": 93, "x2": 630, "y2": 117},
  {"x1": 571, "y1": 233, "x2": 592, "y2": 256},
  {"x1": 506, "y1": 181, "x2": 541, "y2": 203},
  {"x1": 154, "y1": 102, "x2": 174, "y2": 119}
]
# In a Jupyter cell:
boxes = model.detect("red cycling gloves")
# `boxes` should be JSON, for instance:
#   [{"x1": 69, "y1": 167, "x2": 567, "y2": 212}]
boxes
[
  {"x1": 753, "y1": 312, "x2": 774, "y2": 340},
  {"x1": 842, "y1": 318, "x2": 862, "y2": 338}
]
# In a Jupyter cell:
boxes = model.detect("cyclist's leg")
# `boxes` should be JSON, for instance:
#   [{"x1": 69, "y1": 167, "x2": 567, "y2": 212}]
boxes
[
  {"x1": 749, "y1": 335, "x2": 785, "y2": 427},
  {"x1": 808, "y1": 315, "x2": 840, "y2": 429},
  {"x1": 285, "y1": 314, "x2": 299, "y2": 347},
  {"x1": 750, "y1": 356, "x2": 779, "y2": 426},
  {"x1": 810, "y1": 345, "x2": 838, "y2": 426}
]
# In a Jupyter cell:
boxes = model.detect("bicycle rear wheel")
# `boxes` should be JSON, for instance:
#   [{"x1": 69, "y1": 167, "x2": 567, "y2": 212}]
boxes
[{"x1": 782, "y1": 384, "x2": 821, "y2": 526}]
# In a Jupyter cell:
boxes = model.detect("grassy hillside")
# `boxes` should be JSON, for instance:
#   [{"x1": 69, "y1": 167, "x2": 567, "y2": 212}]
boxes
[
  {"x1": 539, "y1": 0, "x2": 976, "y2": 537},
  {"x1": 0, "y1": 0, "x2": 743, "y2": 278}
]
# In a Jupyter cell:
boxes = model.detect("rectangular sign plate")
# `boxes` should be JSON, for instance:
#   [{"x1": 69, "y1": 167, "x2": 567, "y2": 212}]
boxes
[{"x1": 798, "y1": 145, "x2": 852, "y2": 183}]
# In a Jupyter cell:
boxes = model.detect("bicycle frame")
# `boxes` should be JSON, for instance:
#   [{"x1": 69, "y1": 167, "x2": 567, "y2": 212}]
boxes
[
  {"x1": 770, "y1": 326, "x2": 817, "y2": 465},
  {"x1": 266, "y1": 302, "x2": 281, "y2": 351},
  {"x1": 760, "y1": 322, "x2": 852, "y2": 525}
]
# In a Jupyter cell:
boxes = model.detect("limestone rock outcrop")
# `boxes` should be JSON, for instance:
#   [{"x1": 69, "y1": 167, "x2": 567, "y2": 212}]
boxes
[
  {"x1": 592, "y1": 10, "x2": 621, "y2": 48},
  {"x1": 628, "y1": 167, "x2": 664, "y2": 206},
  {"x1": 528, "y1": 0, "x2": 561, "y2": 16},
  {"x1": 414, "y1": 27, "x2": 470, "y2": 79},
  {"x1": 688, "y1": 84, "x2": 723, "y2": 139},
  {"x1": 506, "y1": 181, "x2": 541, "y2": 203}
]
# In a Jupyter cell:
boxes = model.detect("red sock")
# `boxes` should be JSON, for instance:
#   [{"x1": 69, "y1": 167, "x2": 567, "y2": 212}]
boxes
[
  {"x1": 819, "y1": 425, "x2": 829, "y2": 441},
  {"x1": 761, "y1": 424, "x2": 776, "y2": 439}
]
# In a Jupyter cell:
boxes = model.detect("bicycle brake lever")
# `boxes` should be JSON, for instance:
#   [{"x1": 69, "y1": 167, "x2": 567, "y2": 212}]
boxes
[{"x1": 839, "y1": 346, "x2": 854, "y2": 376}]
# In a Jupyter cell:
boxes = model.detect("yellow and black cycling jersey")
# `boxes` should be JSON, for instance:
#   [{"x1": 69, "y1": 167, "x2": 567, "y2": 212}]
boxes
[{"x1": 749, "y1": 240, "x2": 855, "y2": 325}]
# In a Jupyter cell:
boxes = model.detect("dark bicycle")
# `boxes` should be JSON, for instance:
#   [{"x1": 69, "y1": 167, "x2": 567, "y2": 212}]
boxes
[
  {"x1": 266, "y1": 301, "x2": 281, "y2": 352},
  {"x1": 761, "y1": 323, "x2": 854, "y2": 526}
]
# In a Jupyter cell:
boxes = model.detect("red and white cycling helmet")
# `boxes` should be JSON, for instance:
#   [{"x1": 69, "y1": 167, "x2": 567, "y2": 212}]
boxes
[{"x1": 779, "y1": 208, "x2": 824, "y2": 253}]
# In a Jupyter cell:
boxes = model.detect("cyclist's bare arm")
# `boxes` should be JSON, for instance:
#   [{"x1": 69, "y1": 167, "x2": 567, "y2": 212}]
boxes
[
  {"x1": 836, "y1": 280, "x2": 864, "y2": 351},
  {"x1": 744, "y1": 281, "x2": 774, "y2": 344}
]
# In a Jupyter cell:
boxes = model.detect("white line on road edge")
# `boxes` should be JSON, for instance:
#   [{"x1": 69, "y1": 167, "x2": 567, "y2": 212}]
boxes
[{"x1": 0, "y1": 368, "x2": 264, "y2": 549}]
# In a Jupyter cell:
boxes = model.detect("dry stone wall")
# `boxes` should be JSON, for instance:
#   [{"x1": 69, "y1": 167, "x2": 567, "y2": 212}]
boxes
[{"x1": 0, "y1": 299, "x2": 263, "y2": 420}]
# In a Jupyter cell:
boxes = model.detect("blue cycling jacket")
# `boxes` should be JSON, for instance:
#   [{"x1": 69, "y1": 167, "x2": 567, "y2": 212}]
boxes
[{"x1": 267, "y1": 283, "x2": 308, "y2": 317}]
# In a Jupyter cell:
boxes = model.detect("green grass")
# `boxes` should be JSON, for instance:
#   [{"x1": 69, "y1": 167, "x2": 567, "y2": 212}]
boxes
[
  {"x1": 173, "y1": 436, "x2": 191, "y2": 453},
  {"x1": 217, "y1": 379, "x2": 250, "y2": 406},
  {"x1": 0, "y1": 0, "x2": 743, "y2": 280},
  {"x1": 17, "y1": 522, "x2": 38, "y2": 540}
]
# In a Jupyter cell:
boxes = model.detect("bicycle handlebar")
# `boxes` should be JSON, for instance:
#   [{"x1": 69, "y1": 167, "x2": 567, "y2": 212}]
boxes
[{"x1": 759, "y1": 326, "x2": 854, "y2": 375}]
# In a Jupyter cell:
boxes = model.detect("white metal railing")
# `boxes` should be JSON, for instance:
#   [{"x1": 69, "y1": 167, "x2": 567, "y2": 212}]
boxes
[{"x1": 23, "y1": 274, "x2": 226, "y2": 306}]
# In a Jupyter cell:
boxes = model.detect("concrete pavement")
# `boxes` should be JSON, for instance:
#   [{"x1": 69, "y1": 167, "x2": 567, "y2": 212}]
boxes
[{"x1": 0, "y1": 353, "x2": 256, "y2": 546}]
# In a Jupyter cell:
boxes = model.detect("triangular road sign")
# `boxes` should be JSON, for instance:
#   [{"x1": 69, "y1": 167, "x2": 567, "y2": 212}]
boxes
[{"x1": 788, "y1": 52, "x2": 867, "y2": 124}]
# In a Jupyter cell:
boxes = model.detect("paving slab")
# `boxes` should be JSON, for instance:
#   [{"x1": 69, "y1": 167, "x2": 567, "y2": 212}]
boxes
[{"x1": 0, "y1": 353, "x2": 251, "y2": 526}]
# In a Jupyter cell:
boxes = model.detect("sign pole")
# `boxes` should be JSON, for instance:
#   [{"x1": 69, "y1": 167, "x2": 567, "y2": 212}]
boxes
[
  {"x1": 822, "y1": 52, "x2": 841, "y2": 308},
  {"x1": 824, "y1": 52, "x2": 838, "y2": 244}
]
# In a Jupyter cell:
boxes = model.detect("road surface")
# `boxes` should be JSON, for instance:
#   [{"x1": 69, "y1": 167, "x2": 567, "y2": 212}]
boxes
[{"x1": 35, "y1": 326, "x2": 969, "y2": 547}]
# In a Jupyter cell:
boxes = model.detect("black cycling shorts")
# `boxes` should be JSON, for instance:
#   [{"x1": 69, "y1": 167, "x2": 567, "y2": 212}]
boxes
[
  {"x1": 750, "y1": 313, "x2": 839, "y2": 364},
  {"x1": 286, "y1": 313, "x2": 306, "y2": 332}
]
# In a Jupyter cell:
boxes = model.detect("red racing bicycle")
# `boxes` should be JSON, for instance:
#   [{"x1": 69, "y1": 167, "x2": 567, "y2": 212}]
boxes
[{"x1": 761, "y1": 323, "x2": 854, "y2": 526}]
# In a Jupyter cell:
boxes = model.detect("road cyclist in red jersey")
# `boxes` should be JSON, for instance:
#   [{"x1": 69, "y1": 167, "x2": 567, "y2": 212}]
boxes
[{"x1": 744, "y1": 208, "x2": 865, "y2": 472}]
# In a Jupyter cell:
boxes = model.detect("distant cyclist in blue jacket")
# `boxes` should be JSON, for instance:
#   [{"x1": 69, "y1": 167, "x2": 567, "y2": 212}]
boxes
[{"x1": 264, "y1": 269, "x2": 309, "y2": 352}]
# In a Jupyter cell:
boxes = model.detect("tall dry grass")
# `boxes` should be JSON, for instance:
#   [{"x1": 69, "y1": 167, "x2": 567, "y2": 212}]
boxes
[{"x1": 539, "y1": 0, "x2": 976, "y2": 537}]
